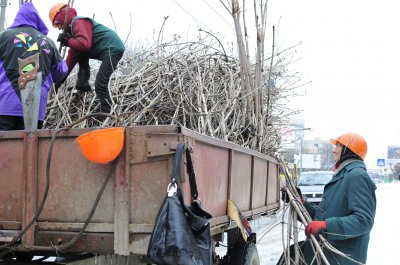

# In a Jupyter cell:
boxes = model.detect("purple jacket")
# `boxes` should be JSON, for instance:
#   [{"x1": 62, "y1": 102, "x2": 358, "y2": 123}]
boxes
[{"x1": 0, "y1": 3, "x2": 68, "y2": 120}]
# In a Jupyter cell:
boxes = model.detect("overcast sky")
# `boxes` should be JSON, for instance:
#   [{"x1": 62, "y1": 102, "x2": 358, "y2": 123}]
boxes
[{"x1": 5, "y1": 0, "x2": 400, "y2": 169}]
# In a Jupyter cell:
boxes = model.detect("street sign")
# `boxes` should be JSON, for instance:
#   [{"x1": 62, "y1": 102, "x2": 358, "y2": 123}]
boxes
[{"x1": 377, "y1": 159, "x2": 385, "y2": 167}]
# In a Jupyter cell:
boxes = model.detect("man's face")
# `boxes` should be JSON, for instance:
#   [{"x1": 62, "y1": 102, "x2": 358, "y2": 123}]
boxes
[
  {"x1": 53, "y1": 19, "x2": 62, "y2": 30},
  {"x1": 53, "y1": 12, "x2": 63, "y2": 30},
  {"x1": 333, "y1": 144, "x2": 343, "y2": 162}
]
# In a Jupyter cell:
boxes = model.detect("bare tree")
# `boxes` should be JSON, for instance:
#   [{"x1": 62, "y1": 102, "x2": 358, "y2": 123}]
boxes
[
  {"x1": 220, "y1": 0, "x2": 303, "y2": 152},
  {"x1": 390, "y1": 163, "x2": 400, "y2": 180}
]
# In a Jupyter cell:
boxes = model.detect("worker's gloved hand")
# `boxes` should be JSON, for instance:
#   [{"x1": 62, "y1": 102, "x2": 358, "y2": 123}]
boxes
[
  {"x1": 305, "y1": 221, "x2": 327, "y2": 238},
  {"x1": 57, "y1": 33, "x2": 71, "y2": 47},
  {"x1": 54, "y1": 82, "x2": 63, "y2": 92},
  {"x1": 281, "y1": 187, "x2": 304, "y2": 203}
]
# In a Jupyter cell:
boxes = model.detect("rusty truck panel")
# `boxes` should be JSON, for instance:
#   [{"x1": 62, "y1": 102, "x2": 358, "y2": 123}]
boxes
[{"x1": 0, "y1": 125, "x2": 279, "y2": 256}]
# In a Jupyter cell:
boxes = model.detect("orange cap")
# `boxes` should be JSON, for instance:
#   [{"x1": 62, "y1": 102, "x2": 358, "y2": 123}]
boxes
[
  {"x1": 76, "y1": 127, "x2": 124, "y2": 164},
  {"x1": 330, "y1": 132, "x2": 367, "y2": 160}
]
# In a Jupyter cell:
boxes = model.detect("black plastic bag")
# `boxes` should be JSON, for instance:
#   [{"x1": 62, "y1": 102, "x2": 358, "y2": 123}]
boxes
[
  {"x1": 183, "y1": 195, "x2": 212, "y2": 265},
  {"x1": 147, "y1": 143, "x2": 212, "y2": 265}
]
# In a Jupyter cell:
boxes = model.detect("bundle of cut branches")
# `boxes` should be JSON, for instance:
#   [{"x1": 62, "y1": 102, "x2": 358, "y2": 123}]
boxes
[{"x1": 44, "y1": 35, "x2": 302, "y2": 157}]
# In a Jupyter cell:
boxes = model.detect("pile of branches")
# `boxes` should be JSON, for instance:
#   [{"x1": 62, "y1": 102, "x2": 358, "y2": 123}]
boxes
[{"x1": 44, "y1": 35, "x2": 301, "y2": 156}]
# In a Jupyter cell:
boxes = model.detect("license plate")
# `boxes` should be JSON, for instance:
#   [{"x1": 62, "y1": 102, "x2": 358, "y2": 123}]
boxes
[{"x1": 306, "y1": 198, "x2": 322, "y2": 202}]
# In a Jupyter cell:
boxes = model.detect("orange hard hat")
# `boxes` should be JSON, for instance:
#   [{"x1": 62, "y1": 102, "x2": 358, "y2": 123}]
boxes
[
  {"x1": 49, "y1": 3, "x2": 67, "y2": 27},
  {"x1": 76, "y1": 127, "x2": 124, "y2": 164},
  {"x1": 330, "y1": 132, "x2": 367, "y2": 160}
]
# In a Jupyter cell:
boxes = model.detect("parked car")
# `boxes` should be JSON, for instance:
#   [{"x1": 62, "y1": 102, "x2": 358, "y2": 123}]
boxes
[
  {"x1": 369, "y1": 173, "x2": 383, "y2": 184},
  {"x1": 297, "y1": 171, "x2": 334, "y2": 204},
  {"x1": 373, "y1": 178, "x2": 383, "y2": 184}
]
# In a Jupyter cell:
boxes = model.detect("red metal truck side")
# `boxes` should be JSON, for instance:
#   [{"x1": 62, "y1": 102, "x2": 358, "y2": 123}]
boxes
[{"x1": 0, "y1": 125, "x2": 279, "y2": 257}]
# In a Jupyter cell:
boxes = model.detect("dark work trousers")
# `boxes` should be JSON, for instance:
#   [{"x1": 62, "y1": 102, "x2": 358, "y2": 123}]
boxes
[
  {"x1": 0, "y1": 115, "x2": 43, "y2": 131},
  {"x1": 76, "y1": 59, "x2": 91, "y2": 92},
  {"x1": 95, "y1": 53, "x2": 123, "y2": 114},
  {"x1": 77, "y1": 52, "x2": 123, "y2": 113}
]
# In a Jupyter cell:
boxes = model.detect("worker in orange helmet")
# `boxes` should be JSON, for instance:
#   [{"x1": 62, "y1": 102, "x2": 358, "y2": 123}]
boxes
[
  {"x1": 49, "y1": 3, "x2": 125, "y2": 114},
  {"x1": 300, "y1": 132, "x2": 376, "y2": 265}
]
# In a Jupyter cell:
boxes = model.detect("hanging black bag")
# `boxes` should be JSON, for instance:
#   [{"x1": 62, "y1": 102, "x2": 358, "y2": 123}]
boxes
[{"x1": 147, "y1": 143, "x2": 213, "y2": 265}]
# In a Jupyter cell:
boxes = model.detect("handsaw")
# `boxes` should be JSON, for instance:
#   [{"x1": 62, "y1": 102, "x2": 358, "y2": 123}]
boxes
[{"x1": 18, "y1": 53, "x2": 42, "y2": 131}]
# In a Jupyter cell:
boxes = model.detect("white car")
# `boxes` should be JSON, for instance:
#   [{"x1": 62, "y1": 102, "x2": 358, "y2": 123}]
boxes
[{"x1": 297, "y1": 171, "x2": 333, "y2": 204}]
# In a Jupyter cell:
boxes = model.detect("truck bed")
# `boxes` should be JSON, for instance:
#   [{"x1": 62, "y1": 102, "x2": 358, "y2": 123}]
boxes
[{"x1": 0, "y1": 125, "x2": 279, "y2": 256}]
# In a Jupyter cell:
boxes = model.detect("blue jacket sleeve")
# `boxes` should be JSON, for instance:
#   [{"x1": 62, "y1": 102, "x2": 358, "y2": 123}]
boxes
[{"x1": 52, "y1": 60, "x2": 68, "y2": 83}]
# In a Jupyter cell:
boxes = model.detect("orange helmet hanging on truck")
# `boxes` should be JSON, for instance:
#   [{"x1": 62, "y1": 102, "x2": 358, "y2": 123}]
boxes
[
  {"x1": 49, "y1": 3, "x2": 67, "y2": 28},
  {"x1": 330, "y1": 132, "x2": 368, "y2": 160},
  {"x1": 76, "y1": 127, "x2": 125, "y2": 164}
]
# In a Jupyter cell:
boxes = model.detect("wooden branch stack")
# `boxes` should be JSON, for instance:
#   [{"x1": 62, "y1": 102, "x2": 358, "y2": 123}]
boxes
[{"x1": 44, "y1": 36, "x2": 301, "y2": 157}]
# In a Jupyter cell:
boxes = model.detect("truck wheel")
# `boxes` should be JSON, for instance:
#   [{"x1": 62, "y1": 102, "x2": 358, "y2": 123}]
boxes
[
  {"x1": 15, "y1": 252, "x2": 34, "y2": 261},
  {"x1": 241, "y1": 242, "x2": 259, "y2": 265},
  {"x1": 276, "y1": 240, "x2": 306, "y2": 265},
  {"x1": 225, "y1": 242, "x2": 260, "y2": 265}
]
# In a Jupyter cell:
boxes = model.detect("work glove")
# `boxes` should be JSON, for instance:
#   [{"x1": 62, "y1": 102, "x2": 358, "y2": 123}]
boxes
[
  {"x1": 281, "y1": 187, "x2": 304, "y2": 204},
  {"x1": 57, "y1": 32, "x2": 71, "y2": 47},
  {"x1": 54, "y1": 82, "x2": 61, "y2": 89},
  {"x1": 53, "y1": 75, "x2": 69, "y2": 92},
  {"x1": 305, "y1": 220, "x2": 327, "y2": 238}
]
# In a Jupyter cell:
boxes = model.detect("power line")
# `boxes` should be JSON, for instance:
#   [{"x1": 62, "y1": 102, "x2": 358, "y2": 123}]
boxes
[
  {"x1": 200, "y1": 0, "x2": 234, "y2": 31},
  {"x1": 170, "y1": 0, "x2": 211, "y2": 31}
]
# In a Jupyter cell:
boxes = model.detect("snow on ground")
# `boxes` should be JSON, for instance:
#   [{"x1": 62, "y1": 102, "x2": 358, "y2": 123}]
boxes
[
  {"x1": 251, "y1": 182, "x2": 400, "y2": 265},
  {"x1": 366, "y1": 182, "x2": 400, "y2": 264},
  {"x1": 251, "y1": 208, "x2": 305, "y2": 265}
]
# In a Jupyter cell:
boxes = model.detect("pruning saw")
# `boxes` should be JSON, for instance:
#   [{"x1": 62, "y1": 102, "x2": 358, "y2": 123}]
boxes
[{"x1": 18, "y1": 53, "x2": 42, "y2": 131}]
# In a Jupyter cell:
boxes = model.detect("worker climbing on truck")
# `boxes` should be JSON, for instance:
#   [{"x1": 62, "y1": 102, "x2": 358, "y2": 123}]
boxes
[
  {"x1": 0, "y1": 2, "x2": 68, "y2": 131},
  {"x1": 49, "y1": 3, "x2": 125, "y2": 115}
]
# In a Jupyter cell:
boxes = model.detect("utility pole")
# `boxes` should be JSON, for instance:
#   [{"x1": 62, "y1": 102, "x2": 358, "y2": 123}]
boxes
[
  {"x1": 0, "y1": 0, "x2": 7, "y2": 31},
  {"x1": 299, "y1": 135, "x2": 303, "y2": 174},
  {"x1": 296, "y1": 127, "x2": 311, "y2": 174}
]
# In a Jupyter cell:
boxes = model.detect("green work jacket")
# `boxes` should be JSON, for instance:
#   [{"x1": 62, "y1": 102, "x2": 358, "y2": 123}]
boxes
[{"x1": 304, "y1": 160, "x2": 376, "y2": 264}]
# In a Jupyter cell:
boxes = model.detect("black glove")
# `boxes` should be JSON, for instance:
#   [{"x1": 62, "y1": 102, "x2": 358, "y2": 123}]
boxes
[
  {"x1": 57, "y1": 32, "x2": 71, "y2": 47},
  {"x1": 281, "y1": 187, "x2": 303, "y2": 203},
  {"x1": 54, "y1": 82, "x2": 62, "y2": 91},
  {"x1": 53, "y1": 75, "x2": 69, "y2": 92}
]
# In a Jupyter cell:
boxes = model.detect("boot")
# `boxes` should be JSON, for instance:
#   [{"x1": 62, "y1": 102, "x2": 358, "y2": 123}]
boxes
[
  {"x1": 100, "y1": 103, "x2": 111, "y2": 114},
  {"x1": 76, "y1": 65, "x2": 92, "y2": 93},
  {"x1": 75, "y1": 81, "x2": 92, "y2": 93}
]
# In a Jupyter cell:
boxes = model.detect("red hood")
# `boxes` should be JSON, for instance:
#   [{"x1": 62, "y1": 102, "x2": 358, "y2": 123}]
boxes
[{"x1": 54, "y1": 6, "x2": 77, "y2": 31}]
